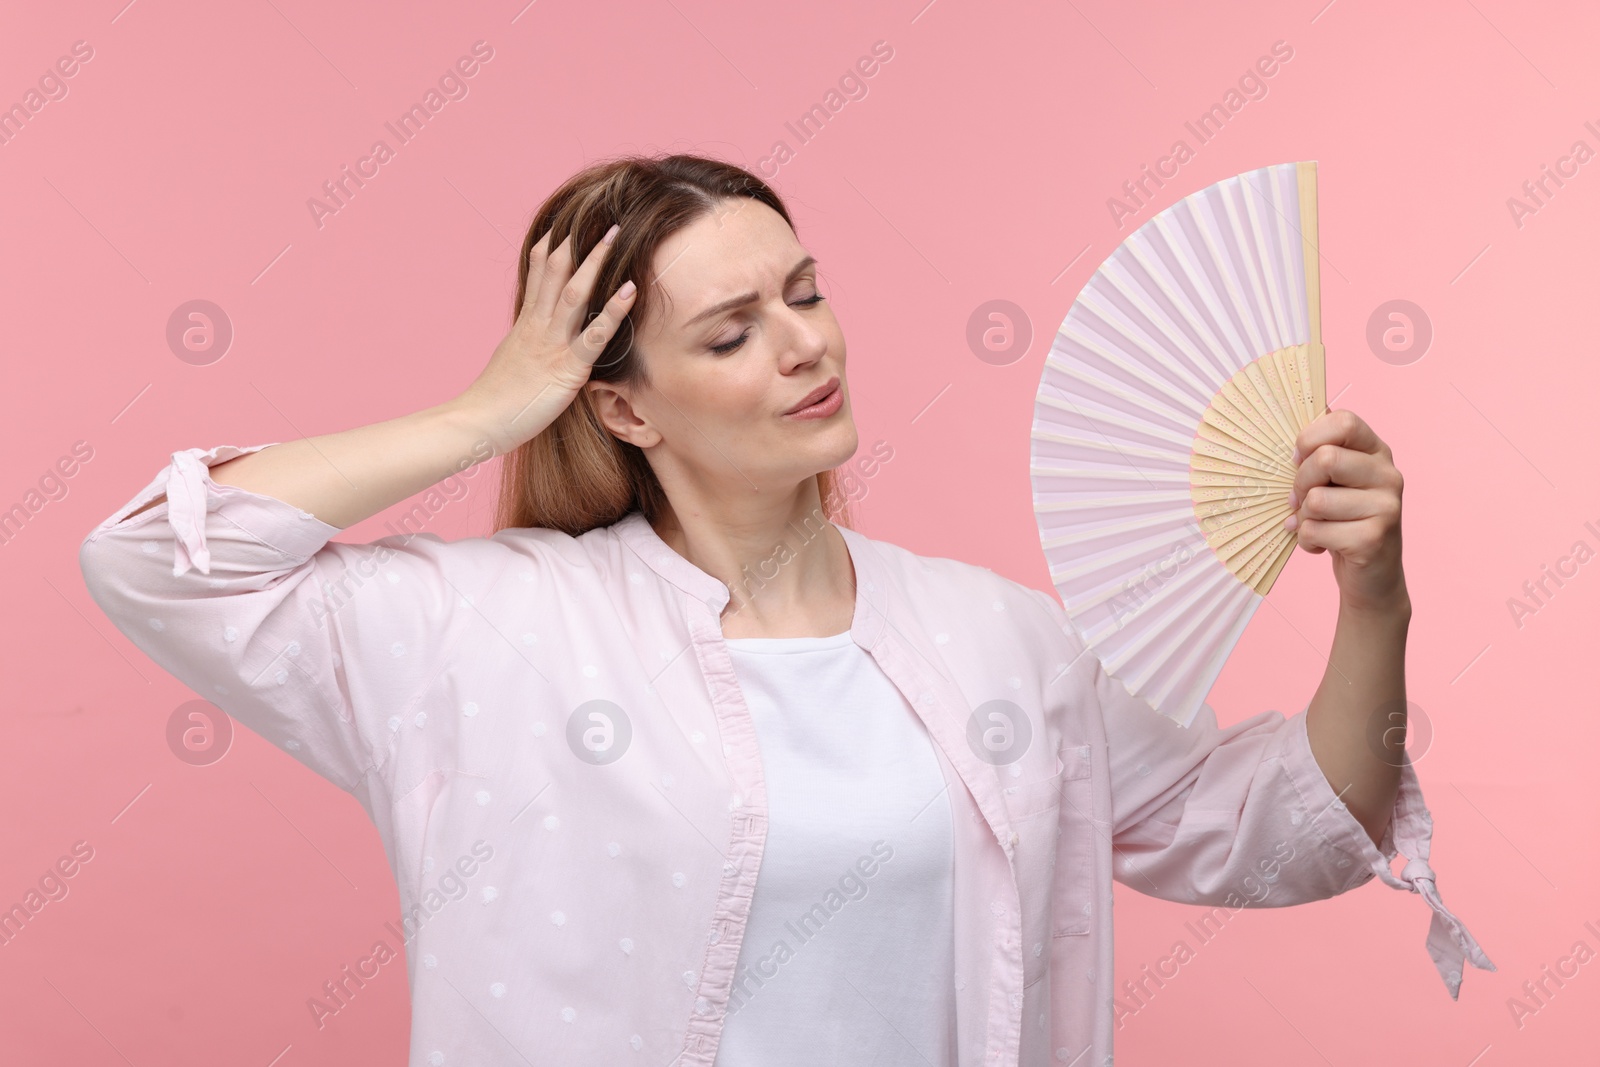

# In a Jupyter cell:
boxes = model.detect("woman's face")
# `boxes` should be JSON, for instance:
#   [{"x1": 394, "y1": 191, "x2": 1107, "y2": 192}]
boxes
[{"x1": 588, "y1": 197, "x2": 858, "y2": 508}]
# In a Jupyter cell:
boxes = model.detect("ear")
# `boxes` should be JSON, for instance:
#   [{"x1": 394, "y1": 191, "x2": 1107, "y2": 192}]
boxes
[{"x1": 586, "y1": 379, "x2": 660, "y2": 449}]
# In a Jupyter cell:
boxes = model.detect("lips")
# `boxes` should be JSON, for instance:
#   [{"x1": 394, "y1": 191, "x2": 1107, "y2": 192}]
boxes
[{"x1": 784, "y1": 376, "x2": 840, "y2": 415}]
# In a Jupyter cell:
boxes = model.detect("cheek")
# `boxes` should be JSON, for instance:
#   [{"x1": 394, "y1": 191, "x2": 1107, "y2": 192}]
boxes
[
  {"x1": 817, "y1": 306, "x2": 846, "y2": 351},
  {"x1": 656, "y1": 364, "x2": 771, "y2": 442}
]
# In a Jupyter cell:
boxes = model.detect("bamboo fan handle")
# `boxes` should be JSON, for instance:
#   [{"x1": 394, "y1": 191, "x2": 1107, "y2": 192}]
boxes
[{"x1": 1296, "y1": 160, "x2": 1327, "y2": 418}]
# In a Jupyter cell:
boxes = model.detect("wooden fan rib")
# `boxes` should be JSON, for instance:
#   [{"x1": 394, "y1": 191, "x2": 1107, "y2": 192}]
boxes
[
  {"x1": 1292, "y1": 345, "x2": 1320, "y2": 431},
  {"x1": 1206, "y1": 384, "x2": 1296, "y2": 470},
  {"x1": 1190, "y1": 491, "x2": 1284, "y2": 525},
  {"x1": 1295, "y1": 162, "x2": 1323, "y2": 352},
  {"x1": 1237, "y1": 363, "x2": 1300, "y2": 460},
  {"x1": 1197, "y1": 499, "x2": 1290, "y2": 559},
  {"x1": 1189, "y1": 445, "x2": 1286, "y2": 474},
  {"x1": 1192, "y1": 417, "x2": 1295, "y2": 477},
  {"x1": 1205, "y1": 378, "x2": 1285, "y2": 453},
  {"x1": 1289, "y1": 344, "x2": 1316, "y2": 426},
  {"x1": 1189, "y1": 474, "x2": 1295, "y2": 495},
  {"x1": 1240, "y1": 347, "x2": 1298, "y2": 436},
  {"x1": 1265, "y1": 347, "x2": 1311, "y2": 436},
  {"x1": 1211, "y1": 506, "x2": 1292, "y2": 568},
  {"x1": 1238, "y1": 527, "x2": 1297, "y2": 593},
  {"x1": 1252, "y1": 527, "x2": 1300, "y2": 595},
  {"x1": 1188, "y1": 459, "x2": 1296, "y2": 485},
  {"x1": 1189, "y1": 498, "x2": 1288, "y2": 532}
]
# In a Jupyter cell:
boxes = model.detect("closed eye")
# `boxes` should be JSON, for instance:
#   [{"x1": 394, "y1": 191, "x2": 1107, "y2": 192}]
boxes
[{"x1": 709, "y1": 293, "x2": 827, "y2": 355}]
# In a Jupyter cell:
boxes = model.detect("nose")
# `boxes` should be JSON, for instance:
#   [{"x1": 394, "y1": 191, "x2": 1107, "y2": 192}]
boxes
[{"x1": 777, "y1": 301, "x2": 830, "y2": 373}]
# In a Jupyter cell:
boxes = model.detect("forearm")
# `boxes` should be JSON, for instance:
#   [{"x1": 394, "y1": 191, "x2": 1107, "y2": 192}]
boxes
[
  {"x1": 1304, "y1": 590, "x2": 1412, "y2": 847},
  {"x1": 123, "y1": 397, "x2": 497, "y2": 531}
]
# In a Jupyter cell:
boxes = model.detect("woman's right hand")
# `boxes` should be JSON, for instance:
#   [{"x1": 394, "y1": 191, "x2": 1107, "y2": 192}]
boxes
[{"x1": 453, "y1": 223, "x2": 638, "y2": 456}]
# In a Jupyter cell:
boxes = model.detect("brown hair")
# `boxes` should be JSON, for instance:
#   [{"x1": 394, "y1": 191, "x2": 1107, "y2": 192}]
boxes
[{"x1": 492, "y1": 152, "x2": 855, "y2": 538}]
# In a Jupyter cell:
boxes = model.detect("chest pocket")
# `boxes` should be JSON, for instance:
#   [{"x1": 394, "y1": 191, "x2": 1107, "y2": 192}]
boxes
[
  {"x1": 1010, "y1": 742, "x2": 1098, "y2": 989},
  {"x1": 1050, "y1": 743, "x2": 1096, "y2": 938},
  {"x1": 999, "y1": 739, "x2": 1090, "y2": 989}
]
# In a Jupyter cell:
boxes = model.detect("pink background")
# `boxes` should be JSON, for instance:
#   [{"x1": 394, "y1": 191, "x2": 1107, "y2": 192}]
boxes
[{"x1": 5, "y1": 0, "x2": 1595, "y2": 1063}]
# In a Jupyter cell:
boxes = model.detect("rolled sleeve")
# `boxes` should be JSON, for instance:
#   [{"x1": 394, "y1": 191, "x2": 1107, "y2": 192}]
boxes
[
  {"x1": 1027, "y1": 585, "x2": 1495, "y2": 998},
  {"x1": 79, "y1": 442, "x2": 475, "y2": 798},
  {"x1": 1279, "y1": 702, "x2": 1497, "y2": 998},
  {"x1": 1276, "y1": 705, "x2": 1390, "y2": 894}
]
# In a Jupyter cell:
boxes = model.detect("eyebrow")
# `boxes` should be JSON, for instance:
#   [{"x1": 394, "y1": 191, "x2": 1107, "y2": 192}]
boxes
[{"x1": 683, "y1": 255, "x2": 818, "y2": 327}]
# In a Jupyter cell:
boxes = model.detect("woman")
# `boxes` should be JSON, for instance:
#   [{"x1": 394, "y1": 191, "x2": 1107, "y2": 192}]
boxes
[{"x1": 80, "y1": 154, "x2": 1490, "y2": 1066}]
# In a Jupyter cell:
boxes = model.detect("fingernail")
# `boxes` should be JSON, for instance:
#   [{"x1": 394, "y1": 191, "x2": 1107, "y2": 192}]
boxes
[
  {"x1": 602, "y1": 223, "x2": 620, "y2": 245},
  {"x1": 1284, "y1": 514, "x2": 1298, "y2": 531},
  {"x1": 1287, "y1": 490, "x2": 1299, "y2": 509},
  {"x1": 617, "y1": 279, "x2": 636, "y2": 299},
  {"x1": 1290, "y1": 447, "x2": 1302, "y2": 465}
]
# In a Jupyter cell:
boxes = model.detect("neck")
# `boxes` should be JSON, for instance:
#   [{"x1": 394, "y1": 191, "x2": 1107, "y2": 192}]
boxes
[{"x1": 650, "y1": 476, "x2": 854, "y2": 633}]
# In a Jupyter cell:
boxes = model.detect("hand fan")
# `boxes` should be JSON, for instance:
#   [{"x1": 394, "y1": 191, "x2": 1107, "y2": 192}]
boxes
[{"x1": 1030, "y1": 161, "x2": 1327, "y2": 728}]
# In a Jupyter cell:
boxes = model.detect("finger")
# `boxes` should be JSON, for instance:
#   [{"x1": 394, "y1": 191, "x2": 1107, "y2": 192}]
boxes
[
  {"x1": 1295, "y1": 515, "x2": 1387, "y2": 557},
  {"x1": 554, "y1": 223, "x2": 623, "y2": 340},
  {"x1": 531, "y1": 231, "x2": 577, "y2": 325},
  {"x1": 517, "y1": 229, "x2": 554, "y2": 326},
  {"x1": 1291, "y1": 408, "x2": 1389, "y2": 465},
  {"x1": 570, "y1": 279, "x2": 640, "y2": 368},
  {"x1": 1291, "y1": 444, "x2": 1400, "y2": 505},
  {"x1": 1291, "y1": 485, "x2": 1397, "y2": 524}
]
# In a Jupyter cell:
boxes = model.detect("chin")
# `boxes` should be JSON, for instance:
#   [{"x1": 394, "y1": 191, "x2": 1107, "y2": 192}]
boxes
[
  {"x1": 776, "y1": 422, "x2": 859, "y2": 486},
  {"x1": 821, "y1": 419, "x2": 860, "y2": 468}
]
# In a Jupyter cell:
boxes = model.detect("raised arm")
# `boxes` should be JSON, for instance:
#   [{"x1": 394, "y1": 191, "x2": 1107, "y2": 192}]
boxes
[
  {"x1": 120, "y1": 401, "x2": 493, "y2": 528},
  {"x1": 123, "y1": 223, "x2": 638, "y2": 530},
  {"x1": 78, "y1": 225, "x2": 637, "y2": 795},
  {"x1": 1284, "y1": 408, "x2": 1411, "y2": 848}
]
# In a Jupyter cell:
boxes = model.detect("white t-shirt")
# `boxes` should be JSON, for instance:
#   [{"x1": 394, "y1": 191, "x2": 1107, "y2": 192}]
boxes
[{"x1": 713, "y1": 629, "x2": 957, "y2": 1066}]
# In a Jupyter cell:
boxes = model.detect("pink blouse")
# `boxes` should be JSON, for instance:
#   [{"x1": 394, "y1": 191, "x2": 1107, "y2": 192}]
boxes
[{"x1": 78, "y1": 442, "x2": 1494, "y2": 1067}]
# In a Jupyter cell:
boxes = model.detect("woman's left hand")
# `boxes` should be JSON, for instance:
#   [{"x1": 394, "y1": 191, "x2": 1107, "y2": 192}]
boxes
[{"x1": 1286, "y1": 408, "x2": 1409, "y2": 613}]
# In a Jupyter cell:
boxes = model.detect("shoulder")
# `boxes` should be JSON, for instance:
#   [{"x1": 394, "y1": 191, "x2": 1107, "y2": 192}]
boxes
[
  {"x1": 319, "y1": 520, "x2": 615, "y2": 609},
  {"x1": 849, "y1": 529, "x2": 1094, "y2": 717},
  {"x1": 846, "y1": 526, "x2": 1065, "y2": 628},
  {"x1": 483, "y1": 516, "x2": 671, "y2": 594},
  {"x1": 485, "y1": 522, "x2": 602, "y2": 568}
]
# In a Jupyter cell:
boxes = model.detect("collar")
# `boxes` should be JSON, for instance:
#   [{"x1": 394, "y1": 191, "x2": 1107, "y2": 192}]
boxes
[
  {"x1": 612, "y1": 510, "x2": 890, "y2": 649},
  {"x1": 614, "y1": 510, "x2": 1015, "y2": 864}
]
